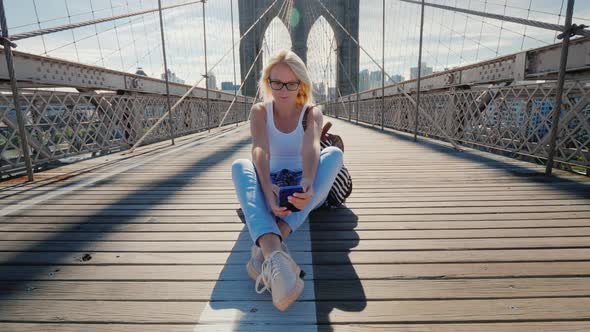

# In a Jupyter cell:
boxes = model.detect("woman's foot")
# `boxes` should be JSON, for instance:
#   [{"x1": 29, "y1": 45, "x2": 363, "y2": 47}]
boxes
[
  {"x1": 247, "y1": 242, "x2": 293, "y2": 281},
  {"x1": 247, "y1": 219, "x2": 296, "y2": 280},
  {"x1": 254, "y1": 250, "x2": 304, "y2": 311}
]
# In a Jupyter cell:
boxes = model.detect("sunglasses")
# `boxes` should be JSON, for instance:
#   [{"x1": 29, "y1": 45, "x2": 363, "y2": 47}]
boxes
[{"x1": 268, "y1": 79, "x2": 301, "y2": 91}]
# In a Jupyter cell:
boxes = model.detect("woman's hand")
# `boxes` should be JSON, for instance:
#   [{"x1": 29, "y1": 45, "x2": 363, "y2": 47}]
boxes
[
  {"x1": 289, "y1": 178, "x2": 313, "y2": 211},
  {"x1": 265, "y1": 184, "x2": 292, "y2": 218}
]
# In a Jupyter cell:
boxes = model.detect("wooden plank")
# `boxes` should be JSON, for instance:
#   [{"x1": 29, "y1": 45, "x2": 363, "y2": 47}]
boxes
[
  {"x1": 0, "y1": 280, "x2": 315, "y2": 301},
  {"x1": 65, "y1": 178, "x2": 585, "y2": 187},
  {"x1": 0, "y1": 300, "x2": 316, "y2": 323},
  {"x1": 6, "y1": 205, "x2": 590, "y2": 217},
  {"x1": 4, "y1": 199, "x2": 590, "y2": 209},
  {"x1": 3, "y1": 219, "x2": 590, "y2": 232},
  {"x1": 323, "y1": 322, "x2": 590, "y2": 332},
  {"x1": 1, "y1": 278, "x2": 589, "y2": 301},
  {"x1": 313, "y1": 262, "x2": 590, "y2": 280},
  {"x1": 0, "y1": 222, "x2": 248, "y2": 232},
  {"x1": 16, "y1": 178, "x2": 583, "y2": 187},
  {"x1": 1, "y1": 248, "x2": 589, "y2": 265},
  {"x1": 0, "y1": 237, "x2": 589, "y2": 252},
  {"x1": 0, "y1": 298, "x2": 589, "y2": 323},
  {"x1": 3, "y1": 227, "x2": 590, "y2": 242},
  {"x1": 310, "y1": 219, "x2": 590, "y2": 230},
  {"x1": 2, "y1": 211, "x2": 590, "y2": 224},
  {"x1": 2, "y1": 181, "x2": 587, "y2": 195},
  {"x1": 0, "y1": 322, "x2": 589, "y2": 332},
  {"x1": 1, "y1": 262, "x2": 590, "y2": 281},
  {"x1": 3, "y1": 186, "x2": 587, "y2": 196},
  {"x1": 314, "y1": 278, "x2": 590, "y2": 300},
  {"x1": 314, "y1": 298, "x2": 590, "y2": 323},
  {"x1": 3, "y1": 192, "x2": 590, "y2": 205},
  {"x1": 0, "y1": 251, "x2": 308, "y2": 265},
  {"x1": 0, "y1": 322, "x2": 318, "y2": 332}
]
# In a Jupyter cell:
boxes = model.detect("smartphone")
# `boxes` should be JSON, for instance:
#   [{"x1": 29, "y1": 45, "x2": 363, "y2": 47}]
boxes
[{"x1": 278, "y1": 185, "x2": 304, "y2": 212}]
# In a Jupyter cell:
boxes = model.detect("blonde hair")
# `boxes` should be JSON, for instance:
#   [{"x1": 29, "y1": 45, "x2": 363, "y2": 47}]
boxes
[{"x1": 258, "y1": 49, "x2": 315, "y2": 107}]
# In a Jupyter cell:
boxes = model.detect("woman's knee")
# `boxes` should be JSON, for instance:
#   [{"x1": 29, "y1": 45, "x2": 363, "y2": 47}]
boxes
[
  {"x1": 231, "y1": 158, "x2": 254, "y2": 180},
  {"x1": 321, "y1": 146, "x2": 343, "y2": 169}
]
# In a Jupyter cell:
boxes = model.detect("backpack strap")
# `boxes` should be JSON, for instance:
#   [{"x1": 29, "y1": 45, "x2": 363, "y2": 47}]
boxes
[
  {"x1": 321, "y1": 122, "x2": 332, "y2": 140},
  {"x1": 302, "y1": 106, "x2": 312, "y2": 131},
  {"x1": 303, "y1": 106, "x2": 332, "y2": 141}
]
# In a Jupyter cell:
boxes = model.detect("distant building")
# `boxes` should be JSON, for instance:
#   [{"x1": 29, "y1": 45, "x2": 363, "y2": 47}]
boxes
[
  {"x1": 328, "y1": 87, "x2": 337, "y2": 100},
  {"x1": 369, "y1": 70, "x2": 383, "y2": 90},
  {"x1": 160, "y1": 69, "x2": 185, "y2": 84},
  {"x1": 221, "y1": 81, "x2": 240, "y2": 93},
  {"x1": 388, "y1": 74, "x2": 404, "y2": 84},
  {"x1": 313, "y1": 82, "x2": 327, "y2": 102},
  {"x1": 410, "y1": 62, "x2": 433, "y2": 79},
  {"x1": 358, "y1": 69, "x2": 370, "y2": 92},
  {"x1": 135, "y1": 67, "x2": 148, "y2": 76},
  {"x1": 207, "y1": 72, "x2": 217, "y2": 90}
]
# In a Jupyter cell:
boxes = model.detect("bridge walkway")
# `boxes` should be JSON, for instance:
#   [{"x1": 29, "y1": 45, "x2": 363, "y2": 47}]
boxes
[{"x1": 0, "y1": 117, "x2": 589, "y2": 331}]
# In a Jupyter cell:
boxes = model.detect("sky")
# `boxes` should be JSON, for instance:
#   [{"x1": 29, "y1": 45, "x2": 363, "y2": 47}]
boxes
[{"x1": 5, "y1": 0, "x2": 590, "y2": 93}]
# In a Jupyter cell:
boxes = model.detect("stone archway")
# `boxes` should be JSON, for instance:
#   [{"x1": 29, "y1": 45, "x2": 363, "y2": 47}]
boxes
[{"x1": 238, "y1": 0, "x2": 359, "y2": 97}]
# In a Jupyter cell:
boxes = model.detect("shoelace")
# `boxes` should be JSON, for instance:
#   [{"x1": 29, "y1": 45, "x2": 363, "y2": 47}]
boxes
[
  {"x1": 255, "y1": 250, "x2": 295, "y2": 294},
  {"x1": 253, "y1": 242, "x2": 290, "y2": 260}
]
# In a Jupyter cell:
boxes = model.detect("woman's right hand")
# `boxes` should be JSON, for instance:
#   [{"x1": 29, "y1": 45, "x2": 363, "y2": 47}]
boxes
[{"x1": 265, "y1": 184, "x2": 292, "y2": 218}]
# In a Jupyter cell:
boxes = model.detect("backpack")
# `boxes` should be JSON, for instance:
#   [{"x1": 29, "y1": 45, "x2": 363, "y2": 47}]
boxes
[{"x1": 303, "y1": 106, "x2": 353, "y2": 208}]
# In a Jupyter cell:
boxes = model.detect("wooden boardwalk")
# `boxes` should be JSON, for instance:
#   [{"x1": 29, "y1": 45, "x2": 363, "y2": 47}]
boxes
[{"x1": 1, "y1": 117, "x2": 590, "y2": 331}]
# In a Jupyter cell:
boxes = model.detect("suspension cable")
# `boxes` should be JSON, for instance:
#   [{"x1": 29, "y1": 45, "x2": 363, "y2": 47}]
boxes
[
  {"x1": 399, "y1": 0, "x2": 590, "y2": 38},
  {"x1": 9, "y1": 0, "x2": 205, "y2": 41},
  {"x1": 128, "y1": 0, "x2": 281, "y2": 153}
]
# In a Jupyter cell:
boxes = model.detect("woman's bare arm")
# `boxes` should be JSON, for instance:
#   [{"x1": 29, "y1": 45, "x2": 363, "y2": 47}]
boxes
[
  {"x1": 250, "y1": 103, "x2": 272, "y2": 193},
  {"x1": 300, "y1": 106, "x2": 323, "y2": 191},
  {"x1": 288, "y1": 106, "x2": 322, "y2": 211},
  {"x1": 250, "y1": 102, "x2": 290, "y2": 216}
]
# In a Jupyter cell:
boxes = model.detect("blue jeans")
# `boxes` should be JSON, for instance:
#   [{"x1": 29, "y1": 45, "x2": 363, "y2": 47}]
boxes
[{"x1": 231, "y1": 146, "x2": 344, "y2": 245}]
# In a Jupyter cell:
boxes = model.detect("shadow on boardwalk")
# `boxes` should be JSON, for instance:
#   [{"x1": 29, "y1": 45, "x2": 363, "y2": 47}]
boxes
[{"x1": 203, "y1": 207, "x2": 366, "y2": 331}]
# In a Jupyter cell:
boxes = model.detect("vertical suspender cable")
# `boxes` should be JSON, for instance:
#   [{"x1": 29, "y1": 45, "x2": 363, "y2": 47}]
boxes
[
  {"x1": 0, "y1": 0, "x2": 34, "y2": 181},
  {"x1": 413, "y1": 0, "x2": 425, "y2": 141},
  {"x1": 230, "y1": 0, "x2": 239, "y2": 125},
  {"x1": 158, "y1": 0, "x2": 175, "y2": 145},
  {"x1": 381, "y1": 0, "x2": 385, "y2": 131},
  {"x1": 201, "y1": 0, "x2": 211, "y2": 132},
  {"x1": 545, "y1": 0, "x2": 576, "y2": 176}
]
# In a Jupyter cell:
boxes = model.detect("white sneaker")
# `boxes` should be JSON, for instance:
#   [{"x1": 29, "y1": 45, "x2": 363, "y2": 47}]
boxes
[
  {"x1": 255, "y1": 250, "x2": 304, "y2": 311},
  {"x1": 246, "y1": 242, "x2": 295, "y2": 281}
]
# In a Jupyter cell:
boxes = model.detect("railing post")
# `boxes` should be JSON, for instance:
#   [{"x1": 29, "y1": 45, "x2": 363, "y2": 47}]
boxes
[
  {"x1": 157, "y1": 0, "x2": 175, "y2": 146},
  {"x1": 414, "y1": 0, "x2": 425, "y2": 141},
  {"x1": 545, "y1": 0, "x2": 575, "y2": 176},
  {"x1": 356, "y1": 90, "x2": 360, "y2": 124},
  {"x1": 381, "y1": 0, "x2": 385, "y2": 131},
  {"x1": 244, "y1": 97, "x2": 248, "y2": 122},
  {"x1": 373, "y1": 98, "x2": 377, "y2": 126},
  {"x1": 0, "y1": 0, "x2": 34, "y2": 181},
  {"x1": 348, "y1": 97, "x2": 352, "y2": 122},
  {"x1": 201, "y1": 0, "x2": 210, "y2": 132}
]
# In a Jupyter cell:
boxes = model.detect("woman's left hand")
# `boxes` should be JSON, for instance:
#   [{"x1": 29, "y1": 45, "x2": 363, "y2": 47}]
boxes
[{"x1": 289, "y1": 178, "x2": 314, "y2": 211}]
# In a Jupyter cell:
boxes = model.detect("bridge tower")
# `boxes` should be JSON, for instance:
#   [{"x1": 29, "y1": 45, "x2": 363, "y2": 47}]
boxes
[{"x1": 238, "y1": 0, "x2": 359, "y2": 98}]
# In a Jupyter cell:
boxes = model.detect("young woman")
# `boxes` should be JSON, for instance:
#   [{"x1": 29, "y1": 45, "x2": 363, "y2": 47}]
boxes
[{"x1": 231, "y1": 49, "x2": 343, "y2": 311}]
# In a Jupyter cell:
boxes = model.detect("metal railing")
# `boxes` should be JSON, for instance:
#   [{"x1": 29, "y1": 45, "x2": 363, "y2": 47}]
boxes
[
  {"x1": 0, "y1": 90, "x2": 251, "y2": 178},
  {"x1": 324, "y1": 80, "x2": 590, "y2": 175}
]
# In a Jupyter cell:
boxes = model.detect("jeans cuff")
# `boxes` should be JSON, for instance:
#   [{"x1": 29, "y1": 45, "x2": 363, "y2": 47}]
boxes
[{"x1": 254, "y1": 229, "x2": 283, "y2": 247}]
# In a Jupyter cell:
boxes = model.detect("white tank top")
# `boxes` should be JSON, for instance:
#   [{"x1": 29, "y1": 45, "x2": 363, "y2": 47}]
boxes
[{"x1": 266, "y1": 101, "x2": 308, "y2": 173}]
